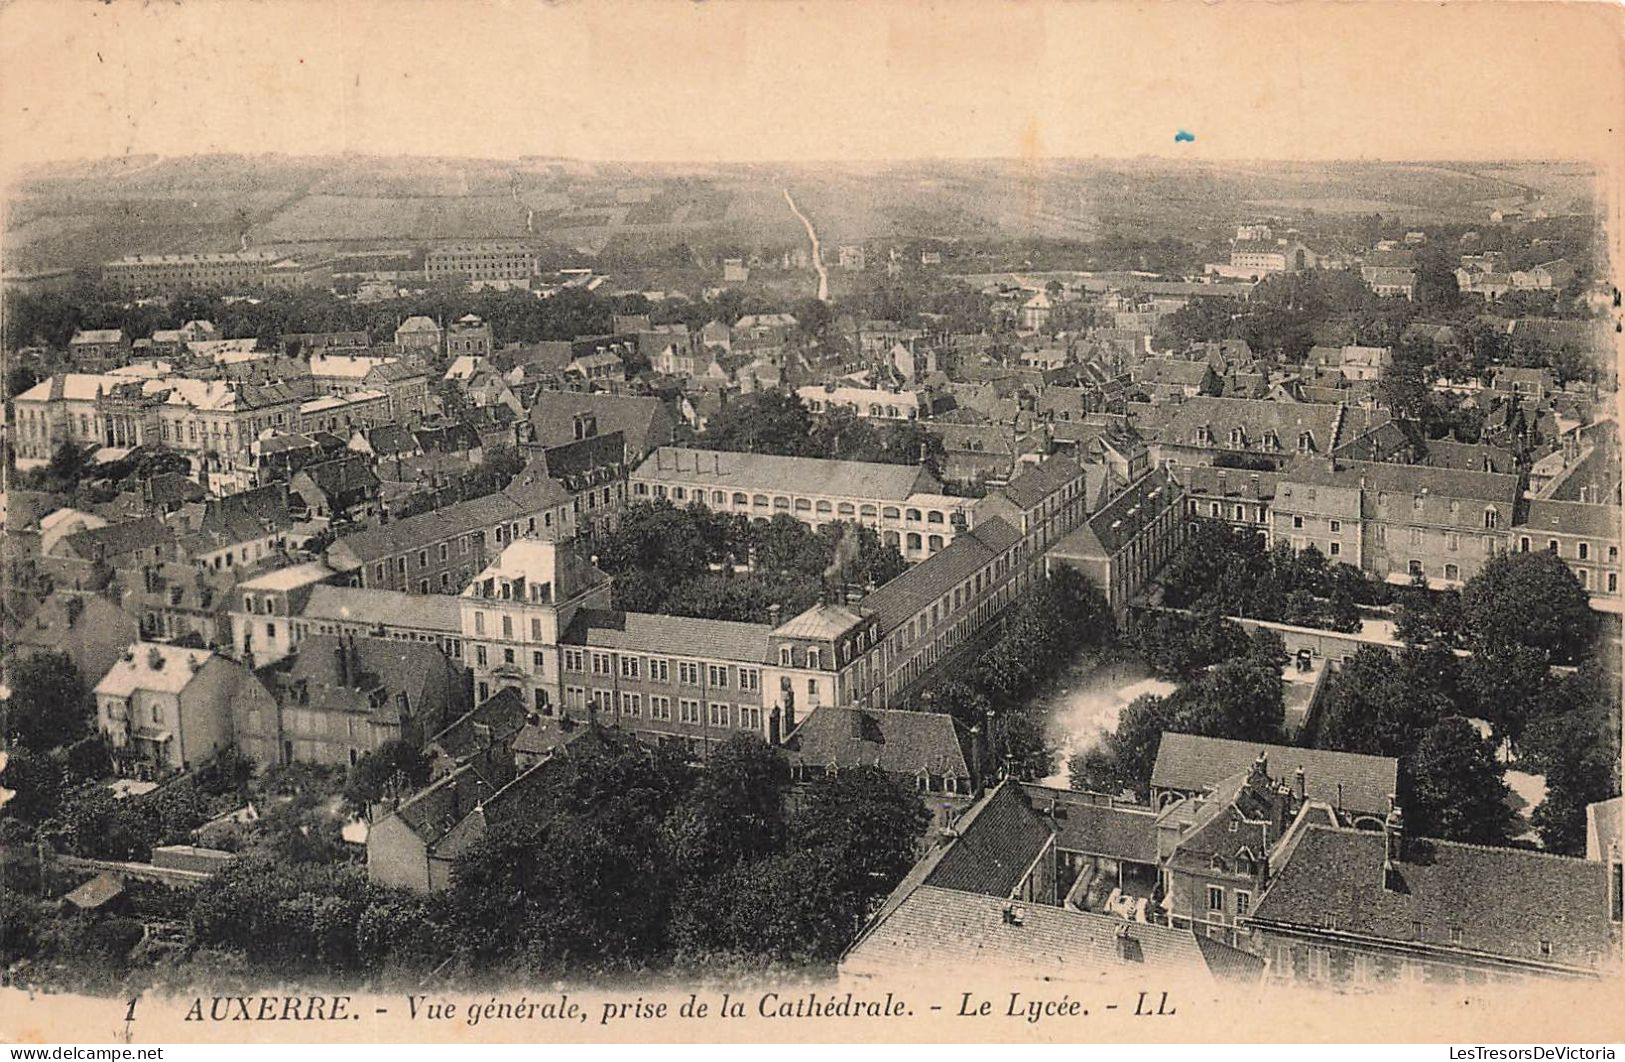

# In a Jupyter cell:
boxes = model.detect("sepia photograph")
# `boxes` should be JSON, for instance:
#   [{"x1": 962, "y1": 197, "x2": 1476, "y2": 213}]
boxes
[{"x1": 0, "y1": 0, "x2": 1621, "y2": 1048}]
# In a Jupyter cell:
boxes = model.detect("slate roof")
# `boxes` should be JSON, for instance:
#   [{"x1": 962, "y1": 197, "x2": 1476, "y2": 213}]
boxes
[
  {"x1": 1252, "y1": 826, "x2": 1615, "y2": 972},
  {"x1": 784, "y1": 707, "x2": 972, "y2": 780},
  {"x1": 924, "y1": 781, "x2": 1054, "y2": 897},
  {"x1": 773, "y1": 602, "x2": 867, "y2": 641},
  {"x1": 1050, "y1": 467, "x2": 1179, "y2": 560},
  {"x1": 1159, "y1": 397, "x2": 1345, "y2": 454},
  {"x1": 57, "y1": 517, "x2": 172, "y2": 561},
  {"x1": 327, "y1": 477, "x2": 570, "y2": 567},
  {"x1": 1420, "y1": 439, "x2": 1519, "y2": 475},
  {"x1": 998, "y1": 456, "x2": 1084, "y2": 512},
  {"x1": 858, "y1": 517, "x2": 1020, "y2": 636},
  {"x1": 392, "y1": 762, "x2": 498, "y2": 845},
  {"x1": 1020, "y1": 785, "x2": 1161, "y2": 864},
  {"x1": 843, "y1": 884, "x2": 1263, "y2": 983},
  {"x1": 562, "y1": 607, "x2": 772, "y2": 664},
  {"x1": 1151, "y1": 733, "x2": 1398, "y2": 819},
  {"x1": 633, "y1": 447, "x2": 940, "y2": 501},
  {"x1": 529, "y1": 392, "x2": 676, "y2": 457},
  {"x1": 428, "y1": 688, "x2": 532, "y2": 761},
  {"x1": 1521, "y1": 500, "x2": 1621, "y2": 541}
]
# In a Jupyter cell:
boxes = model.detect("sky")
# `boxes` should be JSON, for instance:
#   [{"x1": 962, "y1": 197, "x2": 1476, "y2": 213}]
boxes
[{"x1": 1, "y1": 0, "x2": 1622, "y2": 170}]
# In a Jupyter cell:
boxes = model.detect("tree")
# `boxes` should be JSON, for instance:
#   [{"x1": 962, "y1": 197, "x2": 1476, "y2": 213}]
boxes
[
  {"x1": 790, "y1": 766, "x2": 928, "y2": 926},
  {"x1": 1460, "y1": 550, "x2": 1597, "y2": 663},
  {"x1": 343, "y1": 739, "x2": 433, "y2": 816},
  {"x1": 1458, "y1": 642, "x2": 1554, "y2": 752},
  {"x1": 4, "y1": 652, "x2": 92, "y2": 752},
  {"x1": 701, "y1": 391, "x2": 815, "y2": 456},
  {"x1": 668, "y1": 733, "x2": 789, "y2": 878},
  {"x1": 1405, "y1": 717, "x2": 1514, "y2": 846},
  {"x1": 1315, "y1": 646, "x2": 1439, "y2": 757},
  {"x1": 1523, "y1": 666, "x2": 1622, "y2": 855}
]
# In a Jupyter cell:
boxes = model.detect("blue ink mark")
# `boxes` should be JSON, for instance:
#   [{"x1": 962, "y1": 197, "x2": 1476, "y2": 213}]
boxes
[{"x1": 1174, "y1": 130, "x2": 1195, "y2": 143}]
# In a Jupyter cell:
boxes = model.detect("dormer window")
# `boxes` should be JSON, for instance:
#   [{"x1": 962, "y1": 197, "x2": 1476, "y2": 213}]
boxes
[
  {"x1": 1484, "y1": 507, "x2": 1500, "y2": 530},
  {"x1": 1263, "y1": 430, "x2": 1280, "y2": 451},
  {"x1": 1195, "y1": 425, "x2": 1213, "y2": 446},
  {"x1": 1297, "y1": 431, "x2": 1313, "y2": 453},
  {"x1": 1228, "y1": 427, "x2": 1245, "y2": 448}
]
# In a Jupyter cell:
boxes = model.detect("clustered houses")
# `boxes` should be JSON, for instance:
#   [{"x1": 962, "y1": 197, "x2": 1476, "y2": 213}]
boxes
[
  {"x1": 630, "y1": 447, "x2": 978, "y2": 563},
  {"x1": 845, "y1": 736, "x2": 1622, "y2": 987}
]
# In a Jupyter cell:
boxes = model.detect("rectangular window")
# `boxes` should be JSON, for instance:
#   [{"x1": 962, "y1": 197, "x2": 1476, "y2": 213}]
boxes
[
  {"x1": 650, "y1": 658, "x2": 670, "y2": 683},
  {"x1": 740, "y1": 668, "x2": 760, "y2": 692},
  {"x1": 622, "y1": 692, "x2": 642, "y2": 718},
  {"x1": 501, "y1": 615, "x2": 513, "y2": 639},
  {"x1": 651, "y1": 695, "x2": 672, "y2": 721},
  {"x1": 738, "y1": 704, "x2": 763, "y2": 731},
  {"x1": 621, "y1": 656, "x2": 641, "y2": 679},
  {"x1": 1235, "y1": 890, "x2": 1251, "y2": 917},
  {"x1": 679, "y1": 698, "x2": 701, "y2": 724},
  {"x1": 1446, "y1": 532, "x2": 1459, "y2": 552},
  {"x1": 474, "y1": 612, "x2": 486, "y2": 635},
  {"x1": 1410, "y1": 527, "x2": 1422, "y2": 546},
  {"x1": 1207, "y1": 886, "x2": 1225, "y2": 912},
  {"x1": 679, "y1": 661, "x2": 701, "y2": 685},
  {"x1": 1329, "y1": 520, "x2": 1341, "y2": 533},
  {"x1": 592, "y1": 653, "x2": 612, "y2": 676},
  {"x1": 1292, "y1": 515, "x2": 1303, "y2": 529},
  {"x1": 533, "y1": 650, "x2": 546, "y2": 671},
  {"x1": 476, "y1": 645, "x2": 488, "y2": 666},
  {"x1": 563, "y1": 648, "x2": 584, "y2": 671},
  {"x1": 707, "y1": 664, "x2": 729, "y2": 687},
  {"x1": 1329, "y1": 542, "x2": 1341, "y2": 557},
  {"x1": 531, "y1": 618, "x2": 542, "y2": 640},
  {"x1": 708, "y1": 702, "x2": 730, "y2": 727},
  {"x1": 503, "y1": 648, "x2": 514, "y2": 665}
]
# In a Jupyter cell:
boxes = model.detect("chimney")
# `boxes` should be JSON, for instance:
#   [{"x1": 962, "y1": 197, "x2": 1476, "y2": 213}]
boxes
[
  {"x1": 1382, "y1": 796, "x2": 1406, "y2": 890},
  {"x1": 1002, "y1": 903, "x2": 1026, "y2": 926},
  {"x1": 1293, "y1": 765, "x2": 1306, "y2": 801},
  {"x1": 768, "y1": 603, "x2": 782, "y2": 628},
  {"x1": 147, "y1": 646, "x2": 164, "y2": 671},
  {"x1": 1115, "y1": 924, "x2": 1142, "y2": 962}
]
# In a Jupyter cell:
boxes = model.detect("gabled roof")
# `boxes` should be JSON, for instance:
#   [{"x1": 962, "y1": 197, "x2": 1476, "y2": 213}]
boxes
[
  {"x1": 785, "y1": 706, "x2": 971, "y2": 780},
  {"x1": 57, "y1": 517, "x2": 172, "y2": 561},
  {"x1": 428, "y1": 688, "x2": 532, "y2": 762},
  {"x1": 1151, "y1": 733, "x2": 1397, "y2": 818},
  {"x1": 1020, "y1": 785, "x2": 1160, "y2": 864},
  {"x1": 1253, "y1": 826, "x2": 1614, "y2": 972},
  {"x1": 859, "y1": 517, "x2": 1020, "y2": 635},
  {"x1": 924, "y1": 781, "x2": 1054, "y2": 897},
  {"x1": 1160, "y1": 397, "x2": 1345, "y2": 454}
]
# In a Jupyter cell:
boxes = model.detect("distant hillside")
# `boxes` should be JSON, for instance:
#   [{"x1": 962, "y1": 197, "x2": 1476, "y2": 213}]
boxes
[{"x1": 2, "y1": 154, "x2": 1594, "y2": 274}]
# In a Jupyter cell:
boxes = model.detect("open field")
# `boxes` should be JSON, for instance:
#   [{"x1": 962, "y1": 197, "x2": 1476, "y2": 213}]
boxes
[{"x1": 3, "y1": 154, "x2": 1595, "y2": 274}]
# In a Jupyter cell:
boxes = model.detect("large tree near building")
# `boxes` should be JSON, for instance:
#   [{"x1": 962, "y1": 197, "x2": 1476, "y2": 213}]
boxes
[
  {"x1": 1460, "y1": 550, "x2": 1597, "y2": 664},
  {"x1": 1404, "y1": 717, "x2": 1514, "y2": 846},
  {"x1": 668, "y1": 733, "x2": 789, "y2": 879},
  {"x1": 700, "y1": 391, "x2": 816, "y2": 456},
  {"x1": 1315, "y1": 645, "x2": 1442, "y2": 758},
  {"x1": 1523, "y1": 665, "x2": 1622, "y2": 856},
  {"x1": 4, "y1": 652, "x2": 92, "y2": 753}
]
